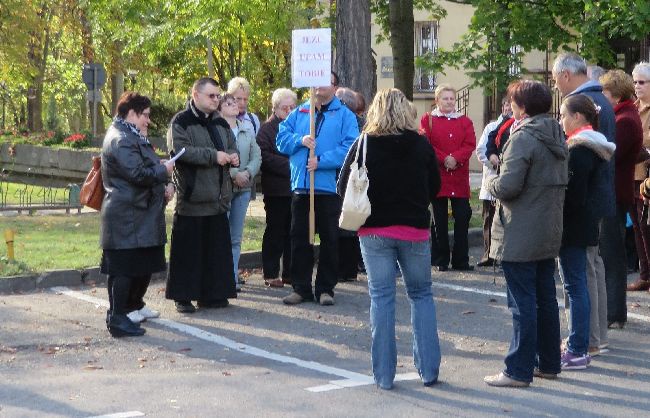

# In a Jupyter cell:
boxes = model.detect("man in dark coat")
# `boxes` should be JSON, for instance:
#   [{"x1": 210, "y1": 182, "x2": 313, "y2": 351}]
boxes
[
  {"x1": 553, "y1": 52, "x2": 625, "y2": 327},
  {"x1": 166, "y1": 77, "x2": 240, "y2": 313}
]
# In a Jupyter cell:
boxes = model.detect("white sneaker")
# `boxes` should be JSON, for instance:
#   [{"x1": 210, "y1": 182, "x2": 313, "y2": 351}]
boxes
[
  {"x1": 138, "y1": 306, "x2": 160, "y2": 319},
  {"x1": 127, "y1": 310, "x2": 145, "y2": 323}
]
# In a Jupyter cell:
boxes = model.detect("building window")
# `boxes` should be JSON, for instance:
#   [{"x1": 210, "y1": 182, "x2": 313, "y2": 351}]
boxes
[
  {"x1": 509, "y1": 45, "x2": 522, "y2": 76},
  {"x1": 414, "y1": 21, "x2": 438, "y2": 92}
]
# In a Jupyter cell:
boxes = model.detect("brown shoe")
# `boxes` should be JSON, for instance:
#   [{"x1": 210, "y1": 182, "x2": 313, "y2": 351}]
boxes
[
  {"x1": 282, "y1": 292, "x2": 305, "y2": 305},
  {"x1": 281, "y1": 277, "x2": 292, "y2": 285},
  {"x1": 484, "y1": 372, "x2": 529, "y2": 387},
  {"x1": 533, "y1": 368, "x2": 558, "y2": 379},
  {"x1": 264, "y1": 278, "x2": 284, "y2": 288},
  {"x1": 627, "y1": 279, "x2": 650, "y2": 291}
]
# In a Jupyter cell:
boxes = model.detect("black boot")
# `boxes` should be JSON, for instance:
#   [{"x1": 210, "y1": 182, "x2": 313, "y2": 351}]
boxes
[{"x1": 108, "y1": 313, "x2": 145, "y2": 338}]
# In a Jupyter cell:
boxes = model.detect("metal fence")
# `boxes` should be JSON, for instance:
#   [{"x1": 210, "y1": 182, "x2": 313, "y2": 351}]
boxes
[{"x1": 0, "y1": 169, "x2": 82, "y2": 214}]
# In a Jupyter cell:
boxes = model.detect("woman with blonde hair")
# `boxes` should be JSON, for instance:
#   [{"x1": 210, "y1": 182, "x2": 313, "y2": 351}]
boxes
[
  {"x1": 420, "y1": 84, "x2": 476, "y2": 271},
  {"x1": 338, "y1": 88, "x2": 441, "y2": 390}
]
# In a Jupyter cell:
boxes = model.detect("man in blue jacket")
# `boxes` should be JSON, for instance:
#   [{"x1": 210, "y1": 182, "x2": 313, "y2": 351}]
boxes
[
  {"x1": 276, "y1": 72, "x2": 359, "y2": 306},
  {"x1": 553, "y1": 53, "x2": 627, "y2": 329}
]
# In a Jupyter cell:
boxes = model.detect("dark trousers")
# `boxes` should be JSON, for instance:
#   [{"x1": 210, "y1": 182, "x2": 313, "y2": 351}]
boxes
[
  {"x1": 338, "y1": 234, "x2": 361, "y2": 279},
  {"x1": 502, "y1": 259, "x2": 561, "y2": 382},
  {"x1": 602, "y1": 203, "x2": 628, "y2": 323},
  {"x1": 480, "y1": 200, "x2": 495, "y2": 262},
  {"x1": 290, "y1": 193, "x2": 341, "y2": 300},
  {"x1": 631, "y1": 197, "x2": 650, "y2": 280},
  {"x1": 262, "y1": 195, "x2": 292, "y2": 279},
  {"x1": 431, "y1": 197, "x2": 471, "y2": 268},
  {"x1": 108, "y1": 274, "x2": 150, "y2": 315}
]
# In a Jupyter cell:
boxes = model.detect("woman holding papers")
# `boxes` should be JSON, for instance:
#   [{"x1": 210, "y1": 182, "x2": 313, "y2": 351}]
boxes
[{"x1": 100, "y1": 92, "x2": 175, "y2": 337}]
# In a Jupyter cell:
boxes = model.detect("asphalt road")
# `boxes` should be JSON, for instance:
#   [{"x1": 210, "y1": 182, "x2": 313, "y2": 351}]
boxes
[{"x1": 1, "y1": 247, "x2": 649, "y2": 417}]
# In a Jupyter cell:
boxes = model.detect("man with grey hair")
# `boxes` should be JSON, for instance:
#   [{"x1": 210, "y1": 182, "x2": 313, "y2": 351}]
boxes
[
  {"x1": 587, "y1": 65, "x2": 606, "y2": 82},
  {"x1": 553, "y1": 53, "x2": 626, "y2": 331}
]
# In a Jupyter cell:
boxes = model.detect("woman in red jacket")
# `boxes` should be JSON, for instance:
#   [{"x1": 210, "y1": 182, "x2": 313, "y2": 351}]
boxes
[{"x1": 420, "y1": 84, "x2": 476, "y2": 271}]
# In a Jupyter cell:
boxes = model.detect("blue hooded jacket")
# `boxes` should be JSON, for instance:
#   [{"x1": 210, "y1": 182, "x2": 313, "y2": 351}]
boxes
[
  {"x1": 567, "y1": 80, "x2": 616, "y2": 218},
  {"x1": 276, "y1": 96, "x2": 359, "y2": 194}
]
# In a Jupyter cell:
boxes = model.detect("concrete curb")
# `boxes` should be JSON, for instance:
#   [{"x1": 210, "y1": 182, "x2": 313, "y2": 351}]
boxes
[{"x1": 0, "y1": 228, "x2": 483, "y2": 294}]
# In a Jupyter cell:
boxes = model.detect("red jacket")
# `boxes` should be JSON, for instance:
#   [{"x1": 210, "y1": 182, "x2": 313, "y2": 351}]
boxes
[
  {"x1": 613, "y1": 100, "x2": 643, "y2": 205},
  {"x1": 420, "y1": 111, "x2": 476, "y2": 198}
]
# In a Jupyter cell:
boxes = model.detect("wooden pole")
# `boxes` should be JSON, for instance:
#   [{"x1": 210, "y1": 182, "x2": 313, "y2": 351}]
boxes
[{"x1": 309, "y1": 87, "x2": 316, "y2": 244}]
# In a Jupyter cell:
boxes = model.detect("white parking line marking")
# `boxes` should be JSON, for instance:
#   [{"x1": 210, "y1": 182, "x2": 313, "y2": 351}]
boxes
[
  {"x1": 52, "y1": 286, "x2": 415, "y2": 392},
  {"x1": 87, "y1": 412, "x2": 145, "y2": 418},
  {"x1": 431, "y1": 282, "x2": 650, "y2": 323}
]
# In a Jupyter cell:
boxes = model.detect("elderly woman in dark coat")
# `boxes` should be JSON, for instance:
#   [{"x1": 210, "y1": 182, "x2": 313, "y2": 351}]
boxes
[
  {"x1": 100, "y1": 92, "x2": 174, "y2": 337},
  {"x1": 256, "y1": 88, "x2": 297, "y2": 287}
]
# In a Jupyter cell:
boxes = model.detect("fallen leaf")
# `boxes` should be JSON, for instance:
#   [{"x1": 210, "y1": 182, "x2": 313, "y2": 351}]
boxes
[
  {"x1": 0, "y1": 346, "x2": 17, "y2": 354},
  {"x1": 630, "y1": 302, "x2": 640, "y2": 308},
  {"x1": 138, "y1": 358, "x2": 147, "y2": 362},
  {"x1": 139, "y1": 364, "x2": 145, "y2": 368},
  {"x1": 489, "y1": 298, "x2": 497, "y2": 303},
  {"x1": 178, "y1": 347, "x2": 192, "y2": 352},
  {"x1": 83, "y1": 337, "x2": 92, "y2": 342},
  {"x1": 462, "y1": 310, "x2": 475, "y2": 315},
  {"x1": 222, "y1": 371, "x2": 232, "y2": 376},
  {"x1": 83, "y1": 365, "x2": 103, "y2": 370}
]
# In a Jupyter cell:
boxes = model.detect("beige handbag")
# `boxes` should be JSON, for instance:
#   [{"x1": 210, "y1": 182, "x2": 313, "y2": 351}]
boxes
[{"x1": 339, "y1": 134, "x2": 371, "y2": 231}]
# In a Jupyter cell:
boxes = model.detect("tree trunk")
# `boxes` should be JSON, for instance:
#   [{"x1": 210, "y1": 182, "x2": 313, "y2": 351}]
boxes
[
  {"x1": 26, "y1": 5, "x2": 52, "y2": 132},
  {"x1": 207, "y1": 37, "x2": 215, "y2": 78},
  {"x1": 111, "y1": 72, "x2": 124, "y2": 116},
  {"x1": 335, "y1": 0, "x2": 375, "y2": 107},
  {"x1": 388, "y1": 0, "x2": 414, "y2": 100}
]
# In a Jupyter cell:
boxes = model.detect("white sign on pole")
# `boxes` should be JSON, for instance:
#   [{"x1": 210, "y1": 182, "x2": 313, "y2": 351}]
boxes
[{"x1": 291, "y1": 28, "x2": 332, "y2": 88}]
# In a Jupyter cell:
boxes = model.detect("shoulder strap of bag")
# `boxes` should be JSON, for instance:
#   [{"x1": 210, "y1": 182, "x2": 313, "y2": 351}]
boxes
[
  {"x1": 355, "y1": 133, "x2": 367, "y2": 168},
  {"x1": 428, "y1": 112, "x2": 433, "y2": 137}
]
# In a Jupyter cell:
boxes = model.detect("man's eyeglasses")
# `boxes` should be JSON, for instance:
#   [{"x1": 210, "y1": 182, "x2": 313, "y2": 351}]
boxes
[
  {"x1": 634, "y1": 80, "x2": 648, "y2": 86},
  {"x1": 201, "y1": 91, "x2": 222, "y2": 100}
]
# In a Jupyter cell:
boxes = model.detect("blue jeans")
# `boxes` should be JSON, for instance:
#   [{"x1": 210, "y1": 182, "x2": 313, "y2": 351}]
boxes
[
  {"x1": 360, "y1": 235, "x2": 441, "y2": 389},
  {"x1": 502, "y1": 259, "x2": 561, "y2": 382},
  {"x1": 228, "y1": 190, "x2": 251, "y2": 284},
  {"x1": 559, "y1": 246, "x2": 590, "y2": 355}
]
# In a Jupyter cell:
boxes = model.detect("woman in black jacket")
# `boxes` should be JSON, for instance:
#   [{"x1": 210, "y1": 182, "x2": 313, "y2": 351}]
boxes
[
  {"x1": 558, "y1": 94, "x2": 615, "y2": 369},
  {"x1": 338, "y1": 88, "x2": 441, "y2": 390},
  {"x1": 100, "y1": 92, "x2": 174, "y2": 337}
]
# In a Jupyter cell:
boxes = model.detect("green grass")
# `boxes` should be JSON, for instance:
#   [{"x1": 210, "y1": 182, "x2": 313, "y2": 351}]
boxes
[{"x1": 0, "y1": 211, "x2": 266, "y2": 277}]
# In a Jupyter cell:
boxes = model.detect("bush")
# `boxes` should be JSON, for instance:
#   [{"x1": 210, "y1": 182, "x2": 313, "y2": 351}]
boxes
[{"x1": 149, "y1": 102, "x2": 183, "y2": 137}]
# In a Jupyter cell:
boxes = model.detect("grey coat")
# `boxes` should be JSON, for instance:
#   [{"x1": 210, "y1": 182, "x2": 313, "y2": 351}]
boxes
[
  {"x1": 167, "y1": 102, "x2": 238, "y2": 216},
  {"x1": 488, "y1": 114, "x2": 569, "y2": 262},
  {"x1": 100, "y1": 121, "x2": 169, "y2": 250}
]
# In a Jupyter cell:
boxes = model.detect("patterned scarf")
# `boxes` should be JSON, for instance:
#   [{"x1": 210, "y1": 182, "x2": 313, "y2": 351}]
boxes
[{"x1": 114, "y1": 116, "x2": 150, "y2": 144}]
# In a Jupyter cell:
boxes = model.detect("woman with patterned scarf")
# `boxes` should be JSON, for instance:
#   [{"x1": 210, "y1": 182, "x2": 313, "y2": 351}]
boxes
[{"x1": 100, "y1": 92, "x2": 175, "y2": 337}]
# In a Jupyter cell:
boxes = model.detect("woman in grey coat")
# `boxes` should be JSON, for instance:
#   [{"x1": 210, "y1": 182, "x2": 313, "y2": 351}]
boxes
[
  {"x1": 100, "y1": 92, "x2": 174, "y2": 337},
  {"x1": 484, "y1": 80, "x2": 568, "y2": 387}
]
